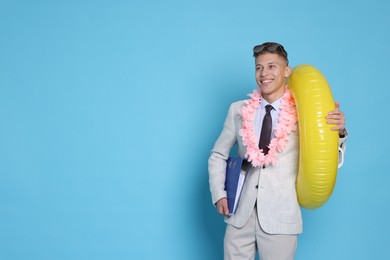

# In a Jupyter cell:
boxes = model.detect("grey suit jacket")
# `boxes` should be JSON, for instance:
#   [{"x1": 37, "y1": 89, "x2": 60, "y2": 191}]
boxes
[{"x1": 208, "y1": 100, "x2": 347, "y2": 235}]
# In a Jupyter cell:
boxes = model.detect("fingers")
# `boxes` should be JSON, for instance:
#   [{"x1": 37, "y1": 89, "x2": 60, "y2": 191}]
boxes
[
  {"x1": 328, "y1": 102, "x2": 340, "y2": 115},
  {"x1": 221, "y1": 204, "x2": 229, "y2": 216},
  {"x1": 326, "y1": 113, "x2": 345, "y2": 124},
  {"x1": 326, "y1": 101, "x2": 346, "y2": 133},
  {"x1": 224, "y1": 203, "x2": 230, "y2": 215},
  {"x1": 330, "y1": 125, "x2": 345, "y2": 132},
  {"x1": 217, "y1": 204, "x2": 224, "y2": 215},
  {"x1": 216, "y1": 198, "x2": 230, "y2": 216},
  {"x1": 326, "y1": 116, "x2": 346, "y2": 132}
]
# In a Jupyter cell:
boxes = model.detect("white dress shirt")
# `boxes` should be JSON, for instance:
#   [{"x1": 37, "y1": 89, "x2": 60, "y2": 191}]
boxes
[{"x1": 254, "y1": 97, "x2": 283, "y2": 144}]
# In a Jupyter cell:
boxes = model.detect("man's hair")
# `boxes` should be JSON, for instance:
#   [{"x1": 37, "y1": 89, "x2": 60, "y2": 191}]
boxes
[{"x1": 253, "y1": 42, "x2": 289, "y2": 65}]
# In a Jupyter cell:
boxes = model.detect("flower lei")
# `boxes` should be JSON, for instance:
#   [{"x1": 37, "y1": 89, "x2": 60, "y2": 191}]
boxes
[{"x1": 239, "y1": 87, "x2": 298, "y2": 167}]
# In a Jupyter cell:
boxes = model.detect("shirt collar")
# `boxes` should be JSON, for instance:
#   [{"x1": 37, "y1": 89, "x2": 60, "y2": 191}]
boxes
[{"x1": 261, "y1": 96, "x2": 282, "y2": 112}]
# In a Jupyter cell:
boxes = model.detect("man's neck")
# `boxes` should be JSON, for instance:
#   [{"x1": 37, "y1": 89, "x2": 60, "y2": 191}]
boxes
[
  {"x1": 261, "y1": 90, "x2": 285, "y2": 104},
  {"x1": 260, "y1": 83, "x2": 288, "y2": 103}
]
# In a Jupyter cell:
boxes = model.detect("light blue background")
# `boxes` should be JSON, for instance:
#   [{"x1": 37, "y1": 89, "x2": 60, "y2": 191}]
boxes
[{"x1": 1, "y1": 0, "x2": 389, "y2": 259}]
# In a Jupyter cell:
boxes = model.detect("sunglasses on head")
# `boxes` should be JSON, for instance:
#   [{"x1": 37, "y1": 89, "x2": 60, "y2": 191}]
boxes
[{"x1": 253, "y1": 43, "x2": 288, "y2": 64}]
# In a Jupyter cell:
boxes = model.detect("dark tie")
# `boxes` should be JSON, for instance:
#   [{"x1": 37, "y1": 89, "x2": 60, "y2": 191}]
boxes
[{"x1": 259, "y1": 105, "x2": 273, "y2": 155}]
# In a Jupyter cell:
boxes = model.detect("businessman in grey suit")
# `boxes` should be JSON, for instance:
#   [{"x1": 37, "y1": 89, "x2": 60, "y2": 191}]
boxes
[{"x1": 208, "y1": 42, "x2": 348, "y2": 260}]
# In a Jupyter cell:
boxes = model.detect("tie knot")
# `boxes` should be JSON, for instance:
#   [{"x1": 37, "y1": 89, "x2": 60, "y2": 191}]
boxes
[{"x1": 265, "y1": 105, "x2": 273, "y2": 113}]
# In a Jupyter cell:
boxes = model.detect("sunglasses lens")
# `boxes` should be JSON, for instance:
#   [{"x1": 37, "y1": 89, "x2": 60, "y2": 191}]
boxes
[
  {"x1": 267, "y1": 45, "x2": 280, "y2": 51},
  {"x1": 254, "y1": 45, "x2": 265, "y2": 53}
]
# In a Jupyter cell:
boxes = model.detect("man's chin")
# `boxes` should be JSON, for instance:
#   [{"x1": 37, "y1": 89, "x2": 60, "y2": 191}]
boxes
[{"x1": 259, "y1": 85, "x2": 273, "y2": 93}]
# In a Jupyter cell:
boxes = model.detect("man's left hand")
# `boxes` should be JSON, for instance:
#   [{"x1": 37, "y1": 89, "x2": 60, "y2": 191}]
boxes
[{"x1": 326, "y1": 102, "x2": 346, "y2": 135}]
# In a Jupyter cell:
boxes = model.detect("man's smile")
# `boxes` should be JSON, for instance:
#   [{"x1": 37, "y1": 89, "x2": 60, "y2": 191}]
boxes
[{"x1": 260, "y1": 79, "x2": 274, "y2": 86}]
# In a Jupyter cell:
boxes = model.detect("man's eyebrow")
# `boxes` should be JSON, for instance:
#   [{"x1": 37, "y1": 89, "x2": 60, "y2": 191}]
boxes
[{"x1": 256, "y1": 61, "x2": 277, "y2": 66}]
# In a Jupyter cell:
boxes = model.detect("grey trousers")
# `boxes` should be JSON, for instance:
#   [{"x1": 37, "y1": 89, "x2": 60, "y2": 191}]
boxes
[{"x1": 224, "y1": 207, "x2": 297, "y2": 260}]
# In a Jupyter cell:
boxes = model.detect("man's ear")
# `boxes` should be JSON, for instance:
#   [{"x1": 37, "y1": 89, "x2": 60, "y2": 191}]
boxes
[{"x1": 285, "y1": 66, "x2": 292, "y2": 78}]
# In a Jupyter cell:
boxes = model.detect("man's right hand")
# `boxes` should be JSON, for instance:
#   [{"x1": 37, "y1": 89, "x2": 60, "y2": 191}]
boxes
[{"x1": 216, "y1": 198, "x2": 230, "y2": 216}]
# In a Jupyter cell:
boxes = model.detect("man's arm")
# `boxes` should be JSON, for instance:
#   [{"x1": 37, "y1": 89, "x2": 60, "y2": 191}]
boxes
[
  {"x1": 326, "y1": 102, "x2": 348, "y2": 168},
  {"x1": 208, "y1": 102, "x2": 239, "y2": 215}
]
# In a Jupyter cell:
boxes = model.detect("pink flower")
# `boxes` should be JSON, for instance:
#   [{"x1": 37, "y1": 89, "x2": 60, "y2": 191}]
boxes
[{"x1": 239, "y1": 87, "x2": 298, "y2": 167}]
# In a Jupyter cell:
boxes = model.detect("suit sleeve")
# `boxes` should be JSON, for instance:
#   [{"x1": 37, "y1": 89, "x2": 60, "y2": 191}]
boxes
[
  {"x1": 337, "y1": 129, "x2": 348, "y2": 168},
  {"x1": 208, "y1": 102, "x2": 239, "y2": 205}
]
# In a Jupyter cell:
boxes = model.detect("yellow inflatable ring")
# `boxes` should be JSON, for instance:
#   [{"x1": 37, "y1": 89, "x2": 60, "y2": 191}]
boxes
[{"x1": 289, "y1": 64, "x2": 339, "y2": 210}]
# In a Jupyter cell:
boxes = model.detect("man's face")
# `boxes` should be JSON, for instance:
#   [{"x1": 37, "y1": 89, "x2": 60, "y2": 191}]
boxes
[{"x1": 255, "y1": 53, "x2": 291, "y2": 103}]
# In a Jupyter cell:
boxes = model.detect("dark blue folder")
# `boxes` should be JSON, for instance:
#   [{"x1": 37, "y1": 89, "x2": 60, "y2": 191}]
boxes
[{"x1": 225, "y1": 157, "x2": 247, "y2": 215}]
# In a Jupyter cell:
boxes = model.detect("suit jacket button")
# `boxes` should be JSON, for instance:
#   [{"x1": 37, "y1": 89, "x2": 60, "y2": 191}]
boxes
[
  {"x1": 255, "y1": 185, "x2": 258, "y2": 189},
  {"x1": 262, "y1": 165, "x2": 266, "y2": 169}
]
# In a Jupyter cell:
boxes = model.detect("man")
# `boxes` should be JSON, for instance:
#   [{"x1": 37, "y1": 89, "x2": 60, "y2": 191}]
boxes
[{"x1": 208, "y1": 42, "x2": 347, "y2": 260}]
